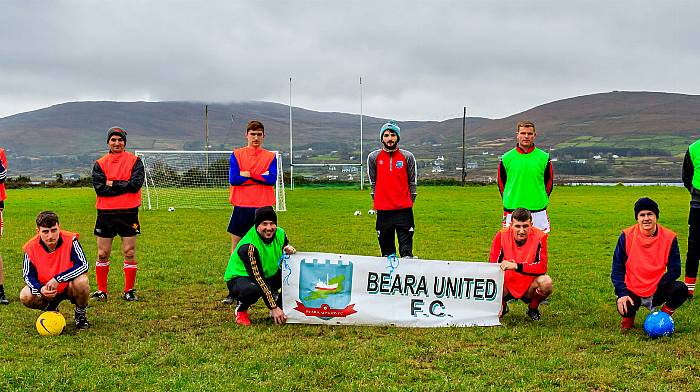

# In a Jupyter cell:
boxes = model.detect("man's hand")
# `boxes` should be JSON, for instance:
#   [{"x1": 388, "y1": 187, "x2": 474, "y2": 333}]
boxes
[
  {"x1": 106, "y1": 180, "x2": 113, "y2": 187},
  {"x1": 617, "y1": 296, "x2": 633, "y2": 315},
  {"x1": 500, "y1": 261, "x2": 518, "y2": 271},
  {"x1": 239, "y1": 171, "x2": 251, "y2": 178},
  {"x1": 40, "y1": 283, "x2": 58, "y2": 298},
  {"x1": 44, "y1": 278, "x2": 59, "y2": 291},
  {"x1": 283, "y1": 245, "x2": 296, "y2": 255},
  {"x1": 270, "y1": 307, "x2": 287, "y2": 325}
]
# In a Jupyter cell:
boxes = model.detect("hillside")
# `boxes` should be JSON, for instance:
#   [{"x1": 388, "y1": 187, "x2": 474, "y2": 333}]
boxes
[{"x1": 1, "y1": 91, "x2": 699, "y2": 180}]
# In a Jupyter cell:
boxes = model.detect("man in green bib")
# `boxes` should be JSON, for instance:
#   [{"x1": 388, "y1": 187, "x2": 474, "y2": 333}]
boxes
[
  {"x1": 497, "y1": 121, "x2": 554, "y2": 233},
  {"x1": 682, "y1": 139, "x2": 700, "y2": 296},
  {"x1": 223, "y1": 206, "x2": 296, "y2": 326}
]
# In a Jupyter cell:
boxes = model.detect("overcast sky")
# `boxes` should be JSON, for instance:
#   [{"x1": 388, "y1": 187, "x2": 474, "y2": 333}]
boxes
[{"x1": 1, "y1": 1, "x2": 698, "y2": 121}]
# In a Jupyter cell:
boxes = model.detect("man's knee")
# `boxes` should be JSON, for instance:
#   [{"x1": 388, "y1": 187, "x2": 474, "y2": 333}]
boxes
[
  {"x1": 67, "y1": 274, "x2": 90, "y2": 305},
  {"x1": 122, "y1": 239, "x2": 136, "y2": 260},
  {"x1": 537, "y1": 275, "x2": 553, "y2": 294},
  {"x1": 68, "y1": 274, "x2": 90, "y2": 294},
  {"x1": 20, "y1": 286, "x2": 45, "y2": 309},
  {"x1": 97, "y1": 247, "x2": 111, "y2": 261}
]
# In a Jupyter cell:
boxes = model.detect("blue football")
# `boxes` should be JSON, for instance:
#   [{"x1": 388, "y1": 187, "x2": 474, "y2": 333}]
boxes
[{"x1": 643, "y1": 311, "x2": 675, "y2": 338}]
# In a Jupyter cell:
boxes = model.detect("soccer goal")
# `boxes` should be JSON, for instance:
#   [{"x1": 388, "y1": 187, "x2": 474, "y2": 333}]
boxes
[{"x1": 134, "y1": 150, "x2": 286, "y2": 211}]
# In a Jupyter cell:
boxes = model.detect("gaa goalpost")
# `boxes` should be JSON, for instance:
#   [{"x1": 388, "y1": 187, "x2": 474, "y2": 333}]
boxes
[{"x1": 134, "y1": 150, "x2": 287, "y2": 211}]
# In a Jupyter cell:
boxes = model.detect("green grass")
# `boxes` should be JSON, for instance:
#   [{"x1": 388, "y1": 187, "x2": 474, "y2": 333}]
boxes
[{"x1": 1, "y1": 186, "x2": 699, "y2": 391}]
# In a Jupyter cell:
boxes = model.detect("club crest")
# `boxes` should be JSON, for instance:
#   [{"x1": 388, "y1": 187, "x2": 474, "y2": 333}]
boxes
[{"x1": 294, "y1": 258, "x2": 356, "y2": 319}]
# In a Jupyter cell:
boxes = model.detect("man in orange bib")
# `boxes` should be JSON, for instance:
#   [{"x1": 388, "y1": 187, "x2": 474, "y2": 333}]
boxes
[
  {"x1": 20, "y1": 211, "x2": 90, "y2": 330},
  {"x1": 611, "y1": 197, "x2": 688, "y2": 331},
  {"x1": 489, "y1": 208, "x2": 553, "y2": 321},
  {"x1": 91, "y1": 126, "x2": 144, "y2": 302}
]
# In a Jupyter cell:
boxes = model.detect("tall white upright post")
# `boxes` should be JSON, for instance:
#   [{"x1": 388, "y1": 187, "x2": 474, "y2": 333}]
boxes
[{"x1": 289, "y1": 77, "x2": 294, "y2": 190}]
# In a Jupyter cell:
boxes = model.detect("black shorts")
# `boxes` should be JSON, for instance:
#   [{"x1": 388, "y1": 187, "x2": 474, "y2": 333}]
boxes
[
  {"x1": 375, "y1": 208, "x2": 415, "y2": 231},
  {"x1": 227, "y1": 206, "x2": 257, "y2": 237},
  {"x1": 95, "y1": 208, "x2": 141, "y2": 238}
]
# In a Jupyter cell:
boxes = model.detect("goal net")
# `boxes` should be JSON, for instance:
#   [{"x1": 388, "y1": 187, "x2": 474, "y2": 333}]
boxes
[{"x1": 134, "y1": 150, "x2": 286, "y2": 211}]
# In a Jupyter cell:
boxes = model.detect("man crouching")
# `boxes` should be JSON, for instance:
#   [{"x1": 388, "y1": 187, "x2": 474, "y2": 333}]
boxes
[
  {"x1": 20, "y1": 211, "x2": 91, "y2": 330},
  {"x1": 611, "y1": 197, "x2": 688, "y2": 331},
  {"x1": 489, "y1": 207, "x2": 553, "y2": 321},
  {"x1": 223, "y1": 206, "x2": 296, "y2": 326}
]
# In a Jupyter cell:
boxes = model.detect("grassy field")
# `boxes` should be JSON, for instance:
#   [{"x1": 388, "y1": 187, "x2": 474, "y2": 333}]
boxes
[{"x1": 1, "y1": 185, "x2": 699, "y2": 391}]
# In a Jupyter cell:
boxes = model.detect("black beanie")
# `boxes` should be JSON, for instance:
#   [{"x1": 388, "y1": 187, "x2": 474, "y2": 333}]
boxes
[
  {"x1": 634, "y1": 197, "x2": 659, "y2": 219},
  {"x1": 107, "y1": 126, "x2": 127, "y2": 143},
  {"x1": 254, "y1": 206, "x2": 277, "y2": 227}
]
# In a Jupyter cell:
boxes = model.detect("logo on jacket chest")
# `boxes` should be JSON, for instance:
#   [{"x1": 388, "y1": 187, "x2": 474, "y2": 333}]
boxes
[{"x1": 377, "y1": 159, "x2": 404, "y2": 169}]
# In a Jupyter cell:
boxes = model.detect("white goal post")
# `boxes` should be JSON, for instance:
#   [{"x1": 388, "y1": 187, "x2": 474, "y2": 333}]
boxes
[{"x1": 134, "y1": 150, "x2": 286, "y2": 211}]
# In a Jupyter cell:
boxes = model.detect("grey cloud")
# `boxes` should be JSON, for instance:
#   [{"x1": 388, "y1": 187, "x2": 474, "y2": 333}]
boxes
[{"x1": 1, "y1": 1, "x2": 699, "y2": 120}]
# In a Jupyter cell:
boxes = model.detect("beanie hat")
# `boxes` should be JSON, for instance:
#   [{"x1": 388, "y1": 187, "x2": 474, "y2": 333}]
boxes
[
  {"x1": 634, "y1": 197, "x2": 659, "y2": 219},
  {"x1": 107, "y1": 126, "x2": 127, "y2": 143},
  {"x1": 380, "y1": 121, "x2": 401, "y2": 142},
  {"x1": 254, "y1": 206, "x2": 277, "y2": 227}
]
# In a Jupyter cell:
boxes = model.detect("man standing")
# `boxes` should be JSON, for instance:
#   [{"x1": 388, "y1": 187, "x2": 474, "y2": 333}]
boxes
[
  {"x1": 367, "y1": 120, "x2": 417, "y2": 258},
  {"x1": 224, "y1": 206, "x2": 296, "y2": 326},
  {"x1": 223, "y1": 120, "x2": 277, "y2": 304},
  {"x1": 91, "y1": 126, "x2": 144, "y2": 302},
  {"x1": 611, "y1": 198, "x2": 688, "y2": 331},
  {"x1": 0, "y1": 147, "x2": 7, "y2": 304},
  {"x1": 682, "y1": 140, "x2": 700, "y2": 296},
  {"x1": 489, "y1": 208, "x2": 553, "y2": 321},
  {"x1": 498, "y1": 121, "x2": 554, "y2": 233},
  {"x1": 20, "y1": 211, "x2": 90, "y2": 330}
]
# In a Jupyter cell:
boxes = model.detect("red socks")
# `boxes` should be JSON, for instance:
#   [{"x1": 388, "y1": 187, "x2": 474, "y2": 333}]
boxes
[
  {"x1": 95, "y1": 260, "x2": 110, "y2": 293},
  {"x1": 685, "y1": 277, "x2": 696, "y2": 296},
  {"x1": 528, "y1": 288, "x2": 547, "y2": 310},
  {"x1": 621, "y1": 317, "x2": 635, "y2": 330},
  {"x1": 123, "y1": 260, "x2": 138, "y2": 292},
  {"x1": 661, "y1": 304, "x2": 674, "y2": 316}
]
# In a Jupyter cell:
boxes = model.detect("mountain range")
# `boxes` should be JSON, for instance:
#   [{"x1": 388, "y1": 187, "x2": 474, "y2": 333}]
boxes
[{"x1": 1, "y1": 91, "x2": 699, "y2": 180}]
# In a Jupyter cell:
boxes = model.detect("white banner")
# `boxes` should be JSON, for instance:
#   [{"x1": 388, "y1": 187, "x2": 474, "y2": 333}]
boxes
[{"x1": 281, "y1": 252, "x2": 504, "y2": 327}]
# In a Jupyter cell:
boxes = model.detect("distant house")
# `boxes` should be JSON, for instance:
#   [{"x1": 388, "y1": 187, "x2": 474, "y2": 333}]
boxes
[
  {"x1": 466, "y1": 162, "x2": 478, "y2": 169},
  {"x1": 593, "y1": 155, "x2": 602, "y2": 160},
  {"x1": 572, "y1": 159, "x2": 587, "y2": 164}
]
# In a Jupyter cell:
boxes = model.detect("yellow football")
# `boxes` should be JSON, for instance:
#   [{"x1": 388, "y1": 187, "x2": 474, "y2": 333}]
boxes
[{"x1": 36, "y1": 311, "x2": 66, "y2": 336}]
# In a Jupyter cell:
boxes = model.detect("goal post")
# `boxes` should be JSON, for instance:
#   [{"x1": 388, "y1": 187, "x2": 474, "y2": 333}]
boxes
[{"x1": 134, "y1": 150, "x2": 286, "y2": 211}]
